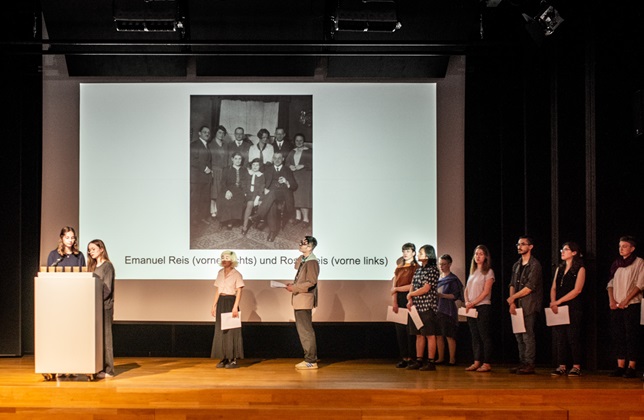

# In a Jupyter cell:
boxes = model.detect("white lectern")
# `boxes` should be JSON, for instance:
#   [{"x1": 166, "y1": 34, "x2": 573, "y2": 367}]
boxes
[{"x1": 34, "y1": 272, "x2": 103, "y2": 380}]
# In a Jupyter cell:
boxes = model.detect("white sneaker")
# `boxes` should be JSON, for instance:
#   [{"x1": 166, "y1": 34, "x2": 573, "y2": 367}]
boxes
[{"x1": 295, "y1": 361, "x2": 318, "y2": 370}]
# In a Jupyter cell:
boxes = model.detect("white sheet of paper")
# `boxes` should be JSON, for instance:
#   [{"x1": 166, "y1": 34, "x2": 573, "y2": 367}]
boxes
[
  {"x1": 511, "y1": 307, "x2": 526, "y2": 333},
  {"x1": 409, "y1": 305, "x2": 424, "y2": 329},
  {"x1": 458, "y1": 307, "x2": 478, "y2": 318},
  {"x1": 220, "y1": 311, "x2": 242, "y2": 330},
  {"x1": 386, "y1": 306, "x2": 409, "y2": 325},
  {"x1": 270, "y1": 280, "x2": 287, "y2": 288},
  {"x1": 545, "y1": 305, "x2": 570, "y2": 326}
]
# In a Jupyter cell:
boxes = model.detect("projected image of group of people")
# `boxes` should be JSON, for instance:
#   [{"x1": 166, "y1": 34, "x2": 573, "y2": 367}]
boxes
[{"x1": 190, "y1": 95, "x2": 313, "y2": 250}]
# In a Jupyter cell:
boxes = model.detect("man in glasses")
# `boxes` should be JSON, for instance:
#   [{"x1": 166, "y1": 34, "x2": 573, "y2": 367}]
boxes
[
  {"x1": 286, "y1": 236, "x2": 320, "y2": 369},
  {"x1": 507, "y1": 235, "x2": 543, "y2": 375}
]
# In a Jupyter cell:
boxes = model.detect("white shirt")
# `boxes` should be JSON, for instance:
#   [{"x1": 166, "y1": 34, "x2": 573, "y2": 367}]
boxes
[
  {"x1": 465, "y1": 268, "x2": 495, "y2": 306},
  {"x1": 607, "y1": 257, "x2": 644, "y2": 304}
]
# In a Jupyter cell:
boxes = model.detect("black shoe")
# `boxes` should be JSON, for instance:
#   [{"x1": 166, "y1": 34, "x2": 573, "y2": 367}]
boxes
[
  {"x1": 395, "y1": 360, "x2": 409, "y2": 368},
  {"x1": 609, "y1": 367, "x2": 625, "y2": 377},
  {"x1": 241, "y1": 227, "x2": 248, "y2": 236},
  {"x1": 407, "y1": 360, "x2": 422, "y2": 370},
  {"x1": 623, "y1": 367, "x2": 637, "y2": 378},
  {"x1": 267, "y1": 232, "x2": 276, "y2": 242},
  {"x1": 225, "y1": 359, "x2": 239, "y2": 369},
  {"x1": 419, "y1": 361, "x2": 436, "y2": 371},
  {"x1": 509, "y1": 364, "x2": 524, "y2": 374},
  {"x1": 216, "y1": 359, "x2": 228, "y2": 369},
  {"x1": 517, "y1": 364, "x2": 536, "y2": 375},
  {"x1": 567, "y1": 367, "x2": 582, "y2": 377}
]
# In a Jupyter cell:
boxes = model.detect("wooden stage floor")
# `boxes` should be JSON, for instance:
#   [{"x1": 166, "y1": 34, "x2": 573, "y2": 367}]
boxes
[{"x1": 1, "y1": 356, "x2": 643, "y2": 419}]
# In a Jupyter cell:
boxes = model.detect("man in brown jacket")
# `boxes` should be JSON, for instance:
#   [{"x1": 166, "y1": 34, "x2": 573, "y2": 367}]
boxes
[{"x1": 286, "y1": 236, "x2": 319, "y2": 369}]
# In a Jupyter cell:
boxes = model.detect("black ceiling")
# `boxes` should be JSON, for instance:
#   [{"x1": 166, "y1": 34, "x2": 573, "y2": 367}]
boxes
[{"x1": 27, "y1": 0, "x2": 570, "y2": 78}]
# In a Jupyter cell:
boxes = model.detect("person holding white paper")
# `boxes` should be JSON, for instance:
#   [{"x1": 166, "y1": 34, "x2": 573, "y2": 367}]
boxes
[
  {"x1": 464, "y1": 245, "x2": 495, "y2": 373},
  {"x1": 210, "y1": 250, "x2": 244, "y2": 369},
  {"x1": 550, "y1": 241, "x2": 585, "y2": 377},
  {"x1": 606, "y1": 235, "x2": 644, "y2": 379},
  {"x1": 286, "y1": 236, "x2": 320, "y2": 370},
  {"x1": 390, "y1": 243, "x2": 419, "y2": 368},
  {"x1": 507, "y1": 235, "x2": 543, "y2": 375},
  {"x1": 406, "y1": 244, "x2": 440, "y2": 371}
]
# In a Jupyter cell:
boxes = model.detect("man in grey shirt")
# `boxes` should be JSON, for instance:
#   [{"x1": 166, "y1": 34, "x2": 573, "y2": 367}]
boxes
[{"x1": 507, "y1": 235, "x2": 543, "y2": 375}]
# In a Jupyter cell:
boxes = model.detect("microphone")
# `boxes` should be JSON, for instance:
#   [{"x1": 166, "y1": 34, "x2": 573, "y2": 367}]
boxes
[{"x1": 50, "y1": 256, "x2": 64, "y2": 268}]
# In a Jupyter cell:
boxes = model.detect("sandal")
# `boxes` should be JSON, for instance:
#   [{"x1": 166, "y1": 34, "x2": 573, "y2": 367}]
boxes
[
  {"x1": 465, "y1": 363, "x2": 481, "y2": 371},
  {"x1": 476, "y1": 364, "x2": 492, "y2": 372}
]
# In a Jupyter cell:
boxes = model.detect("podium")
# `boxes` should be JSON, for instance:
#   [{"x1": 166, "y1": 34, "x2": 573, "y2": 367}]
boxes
[{"x1": 34, "y1": 272, "x2": 103, "y2": 380}]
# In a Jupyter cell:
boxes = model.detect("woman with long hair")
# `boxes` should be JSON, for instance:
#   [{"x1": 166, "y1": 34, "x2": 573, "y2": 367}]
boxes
[
  {"x1": 464, "y1": 245, "x2": 495, "y2": 372},
  {"x1": 46, "y1": 226, "x2": 86, "y2": 268},
  {"x1": 87, "y1": 239, "x2": 115, "y2": 378},
  {"x1": 210, "y1": 250, "x2": 245, "y2": 369},
  {"x1": 406, "y1": 244, "x2": 441, "y2": 371},
  {"x1": 390, "y1": 242, "x2": 419, "y2": 368},
  {"x1": 549, "y1": 241, "x2": 586, "y2": 376}
]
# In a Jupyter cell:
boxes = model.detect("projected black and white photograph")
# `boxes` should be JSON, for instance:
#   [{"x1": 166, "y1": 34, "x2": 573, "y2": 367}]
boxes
[{"x1": 189, "y1": 95, "x2": 314, "y2": 250}]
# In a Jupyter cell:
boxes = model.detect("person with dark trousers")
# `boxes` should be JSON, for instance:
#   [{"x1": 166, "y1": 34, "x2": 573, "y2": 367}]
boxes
[
  {"x1": 507, "y1": 235, "x2": 543, "y2": 375},
  {"x1": 286, "y1": 236, "x2": 320, "y2": 370},
  {"x1": 390, "y1": 243, "x2": 419, "y2": 368},
  {"x1": 87, "y1": 239, "x2": 115, "y2": 379},
  {"x1": 549, "y1": 241, "x2": 586, "y2": 377},
  {"x1": 464, "y1": 245, "x2": 495, "y2": 373},
  {"x1": 606, "y1": 235, "x2": 644, "y2": 379},
  {"x1": 248, "y1": 152, "x2": 297, "y2": 242},
  {"x1": 190, "y1": 126, "x2": 213, "y2": 227}
]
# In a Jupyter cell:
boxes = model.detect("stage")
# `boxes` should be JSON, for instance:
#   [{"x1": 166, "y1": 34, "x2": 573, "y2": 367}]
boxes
[{"x1": 0, "y1": 356, "x2": 643, "y2": 419}]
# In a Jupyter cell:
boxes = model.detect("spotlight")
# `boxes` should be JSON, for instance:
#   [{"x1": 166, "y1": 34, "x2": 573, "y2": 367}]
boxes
[
  {"x1": 522, "y1": 1, "x2": 563, "y2": 39},
  {"x1": 536, "y1": 4, "x2": 563, "y2": 36},
  {"x1": 331, "y1": 0, "x2": 401, "y2": 33}
]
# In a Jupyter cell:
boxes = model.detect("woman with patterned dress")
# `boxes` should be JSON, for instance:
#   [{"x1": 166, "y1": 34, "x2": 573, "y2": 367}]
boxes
[{"x1": 406, "y1": 244, "x2": 441, "y2": 371}]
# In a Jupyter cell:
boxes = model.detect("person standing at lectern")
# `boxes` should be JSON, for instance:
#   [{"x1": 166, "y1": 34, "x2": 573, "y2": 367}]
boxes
[
  {"x1": 46, "y1": 226, "x2": 86, "y2": 268},
  {"x1": 87, "y1": 239, "x2": 116, "y2": 379}
]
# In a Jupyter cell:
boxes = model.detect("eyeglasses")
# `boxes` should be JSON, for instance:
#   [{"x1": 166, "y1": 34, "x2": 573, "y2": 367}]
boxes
[
  {"x1": 560, "y1": 248, "x2": 571, "y2": 252},
  {"x1": 516, "y1": 243, "x2": 530, "y2": 247},
  {"x1": 299, "y1": 240, "x2": 309, "y2": 246}
]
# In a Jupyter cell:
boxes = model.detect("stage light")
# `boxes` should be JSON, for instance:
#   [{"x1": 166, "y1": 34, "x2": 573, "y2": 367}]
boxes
[
  {"x1": 522, "y1": 1, "x2": 564, "y2": 38},
  {"x1": 331, "y1": 0, "x2": 402, "y2": 33},
  {"x1": 113, "y1": 0, "x2": 183, "y2": 32},
  {"x1": 536, "y1": 3, "x2": 563, "y2": 36}
]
